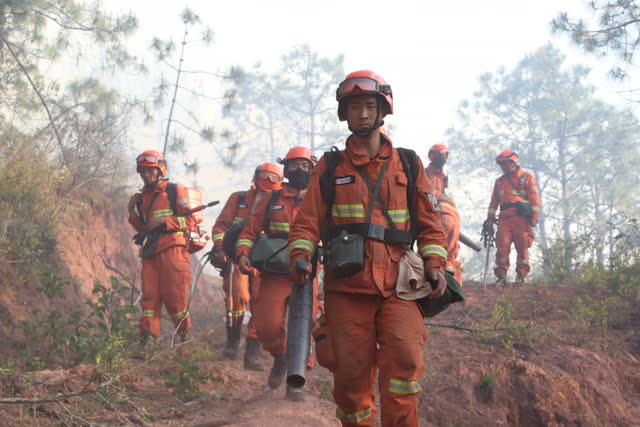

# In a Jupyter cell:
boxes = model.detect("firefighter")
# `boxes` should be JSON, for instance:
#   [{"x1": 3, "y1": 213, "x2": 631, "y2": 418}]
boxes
[
  {"x1": 289, "y1": 70, "x2": 448, "y2": 426},
  {"x1": 484, "y1": 150, "x2": 540, "y2": 286},
  {"x1": 127, "y1": 150, "x2": 195, "y2": 353},
  {"x1": 426, "y1": 144, "x2": 463, "y2": 284},
  {"x1": 236, "y1": 147, "x2": 320, "y2": 401},
  {"x1": 210, "y1": 162, "x2": 283, "y2": 370}
]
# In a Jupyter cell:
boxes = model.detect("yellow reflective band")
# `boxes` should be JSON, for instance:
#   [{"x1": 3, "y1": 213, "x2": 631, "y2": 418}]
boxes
[
  {"x1": 231, "y1": 309, "x2": 246, "y2": 318},
  {"x1": 439, "y1": 201, "x2": 456, "y2": 211},
  {"x1": 517, "y1": 259, "x2": 529, "y2": 265},
  {"x1": 389, "y1": 378, "x2": 422, "y2": 394},
  {"x1": 174, "y1": 309, "x2": 189, "y2": 320},
  {"x1": 236, "y1": 239, "x2": 254, "y2": 249},
  {"x1": 388, "y1": 209, "x2": 410, "y2": 223},
  {"x1": 488, "y1": 208, "x2": 497, "y2": 214},
  {"x1": 142, "y1": 310, "x2": 155, "y2": 318},
  {"x1": 290, "y1": 239, "x2": 314, "y2": 253},
  {"x1": 512, "y1": 190, "x2": 526, "y2": 196},
  {"x1": 212, "y1": 233, "x2": 225, "y2": 242},
  {"x1": 269, "y1": 222, "x2": 290, "y2": 232},
  {"x1": 496, "y1": 257, "x2": 509, "y2": 264},
  {"x1": 532, "y1": 206, "x2": 540, "y2": 211},
  {"x1": 153, "y1": 209, "x2": 173, "y2": 217},
  {"x1": 177, "y1": 216, "x2": 186, "y2": 231},
  {"x1": 499, "y1": 190, "x2": 505, "y2": 196},
  {"x1": 332, "y1": 204, "x2": 365, "y2": 218},
  {"x1": 336, "y1": 406, "x2": 373, "y2": 423},
  {"x1": 420, "y1": 244, "x2": 447, "y2": 259},
  {"x1": 232, "y1": 216, "x2": 244, "y2": 224}
]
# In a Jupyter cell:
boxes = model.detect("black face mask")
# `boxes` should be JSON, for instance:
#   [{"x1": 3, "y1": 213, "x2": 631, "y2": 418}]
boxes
[
  {"x1": 432, "y1": 156, "x2": 446, "y2": 169},
  {"x1": 287, "y1": 168, "x2": 311, "y2": 189}
]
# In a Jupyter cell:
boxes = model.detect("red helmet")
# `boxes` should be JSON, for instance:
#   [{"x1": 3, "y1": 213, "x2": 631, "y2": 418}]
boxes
[
  {"x1": 253, "y1": 162, "x2": 284, "y2": 191},
  {"x1": 496, "y1": 150, "x2": 520, "y2": 165},
  {"x1": 428, "y1": 144, "x2": 449, "y2": 161},
  {"x1": 336, "y1": 70, "x2": 393, "y2": 121},
  {"x1": 136, "y1": 150, "x2": 167, "y2": 176},
  {"x1": 277, "y1": 146, "x2": 318, "y2": 166}
]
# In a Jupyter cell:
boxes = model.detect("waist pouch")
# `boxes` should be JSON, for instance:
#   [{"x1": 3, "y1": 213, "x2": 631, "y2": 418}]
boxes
[
  {"x1": 416, "y1": 272, "x2": 464, "y2": 318},
  {"x1": 249, "y1": 236, "x2": 289, "y2": 275},
  {"x1": 501, "y1": 201, "x2": 533, "y2": 218},
  {"x1": 323, "y1": 231, "x2": 364, "y2": 278},
  {"x1": 135, "y1": 231, "x2": 166, "y2": 259}
]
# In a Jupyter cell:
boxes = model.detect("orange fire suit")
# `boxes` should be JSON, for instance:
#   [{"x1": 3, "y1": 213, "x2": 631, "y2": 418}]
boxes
[
  {"x1": 487, "y1": 167, "x2": 540, "y2": 277},
  {"x1": 211, "y1": 187, "x2": 266, "y2": 339},
  {"x1": 289, "y1": 136, "x2": 448, "y2": 427},
  {"x1": 236, "y1": 184, "x2": 319, "y2": 359},
  {"x1": 426, "y1": 164, "x2": 463, "y2": 284},
  {"x1": 128, "y1": 178, "x2": 195, "y2": 337}
]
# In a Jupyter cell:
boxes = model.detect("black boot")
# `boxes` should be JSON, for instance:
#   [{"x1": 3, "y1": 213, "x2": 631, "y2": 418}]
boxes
[
  {"x1": 223, "y1": 325, "x2": 242, "y2": 360},
  {"x1": 268, "y1": 353, "x2": 287, "y2": 389},
  {"x1": 286, "y1": 384, "x2": 306, "y2": 402},
  {"x1": 131, "y1": 330, "x2": 154, "y2": 359},
  {"x1": 243, "y1": 338, "x2": 265, "y2": 371}
]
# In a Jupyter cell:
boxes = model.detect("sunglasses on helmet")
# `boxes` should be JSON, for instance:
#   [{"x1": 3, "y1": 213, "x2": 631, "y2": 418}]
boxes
[
  {"x1": 257, "y1": 170, "x2": 283, "y2": 183},
  {"x1": 336, "y1": 77, "x2": 392, "y2": 98},
  {"x1": 136, "y1": 153, "x2": 162, "y2": 164}
]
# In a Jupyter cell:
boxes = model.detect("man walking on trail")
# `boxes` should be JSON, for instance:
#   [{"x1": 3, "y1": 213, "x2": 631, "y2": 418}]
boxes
[
  {"x1": 235, "y1": 147, "x2": 321, "y2": 402},
  {"x1": 210, "y1": 162, "x2": 283, "y2": 370},
  {"x1": 484, "y1": 150, "x2": 540, "y2": 286},
  {"x1": 426, "y1": 144, "x2": 463, "y2": 284},
  {"x1": 288, "y1": 70, "x2": 448, "y2": 426},
  {"x1": 127, "y1": 150, "x2": 195, "y2": 353}
]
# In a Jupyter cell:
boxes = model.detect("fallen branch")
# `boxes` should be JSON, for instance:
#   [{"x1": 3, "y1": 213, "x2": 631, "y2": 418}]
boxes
[
  {"x1": 425, "y1": 322, "x2": 531, "y2": 333},
  {"x1": 0, "y1": 339, "x2": 191, "y2": 405}
]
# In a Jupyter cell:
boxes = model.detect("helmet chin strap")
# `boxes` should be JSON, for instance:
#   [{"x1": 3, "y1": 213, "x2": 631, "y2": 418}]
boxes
[{"x1": 349, "y1": 97, "x2": 385, "y2": 137}]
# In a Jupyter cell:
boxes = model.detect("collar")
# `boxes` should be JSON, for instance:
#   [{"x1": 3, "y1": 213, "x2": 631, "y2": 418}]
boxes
[
  {"x1": 281, "y1": 184, "x2": 299, "y2": 198},
  {"x1": 140, "y1": 178, "x2": 169, "y2": 193},
  {"x1": 427, "y1": 164, "x2": 445, "y2": 176},
  {"x1": 345, "y1": 134, "x2": 394, "y2": 166}
]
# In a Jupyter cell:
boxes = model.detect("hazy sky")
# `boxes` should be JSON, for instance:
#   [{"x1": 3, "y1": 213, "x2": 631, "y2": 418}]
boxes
[{"x1": 102, "y1": 1, "x2": 635, "y2": 267}]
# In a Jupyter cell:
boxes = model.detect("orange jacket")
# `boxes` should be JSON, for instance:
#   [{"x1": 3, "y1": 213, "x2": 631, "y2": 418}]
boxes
[
  {"x1": 211, "y1": 187, "x2": 263, "y2": 250},
  {"x1": 236, "y1": 184, "x2": 302, "y2": 259},
  {"x1": 288, "y1": 136, "x2": 448, "y2": 297},
  {"x1": 128, "y1": 179, "x2": 195, "y2": 256},
  {"x1": 487, "y1": 167, "x2": 540, "y2": 221}
]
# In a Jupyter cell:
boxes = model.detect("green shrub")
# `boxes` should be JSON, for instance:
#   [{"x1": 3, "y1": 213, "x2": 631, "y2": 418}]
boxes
[{"x1": 164, "y1": 353, "x2": 215, "y2": 402}]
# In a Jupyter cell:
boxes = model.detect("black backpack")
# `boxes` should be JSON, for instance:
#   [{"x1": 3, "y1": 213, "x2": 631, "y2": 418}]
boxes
[{"x1": 319, "y1": 146, "x2": 419, "y2": 244}]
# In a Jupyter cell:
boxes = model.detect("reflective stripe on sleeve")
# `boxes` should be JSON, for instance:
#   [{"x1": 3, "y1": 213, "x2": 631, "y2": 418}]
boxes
[
  {"x1": 336, "y1": 406, "x2": 373, "y2": 424},
  {"x1": 532, "y1": 206, "x2": 540, "y2": 211},
  {"x1": 488, "y1": 208, "x2": 497, "y2": 214},
  {"x1": 269, "y1": 222, "x2": 290, "y2": 232},
  {"x1": 290, "y1": 239, "x2": 315, "y2": 253},
  {"x1": 420, "y1": 244, "x2": 447, "y2": 259},
  {"x1": 232, "y1": 216, "x2": 244, "y2": 224},
  {"x1": 389, "y1": 378, "x2": 422, "y2": 394},
  {"x1": 177, "y1": 216, "x2": 186, "y2": 230},
  {"x1": 236, "y1": 239, "x2": 254, "y2": 249},
  {"x1": 332, "y1": 204, "x2": 365, "y2": 218}
]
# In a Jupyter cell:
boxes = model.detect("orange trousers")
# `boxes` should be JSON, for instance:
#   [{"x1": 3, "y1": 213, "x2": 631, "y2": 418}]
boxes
[
  {"x1": 140, "y1": 245, "x2": 191, "y2": 336},
  {"x1": 440, "y1": 210, "x2": 463, "y2": 284},
  {"x1": 494, "y1": 215, "x2": 533, "y2": 277},
  {"x1": 324, "y1": 292, "x2": 427, "y2": 427},
  {"x1": 252, "y1": 272, "x2": 319, "y2": 358},
  {"x1": 223, "y1": 265, "x2": 259, "y2": 340}
]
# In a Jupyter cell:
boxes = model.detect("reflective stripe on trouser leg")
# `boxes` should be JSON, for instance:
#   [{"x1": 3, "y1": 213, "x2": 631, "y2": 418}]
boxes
[
  {"x1": 157, "y1": 246, "x2": 192, "y2": 332},
  {"x1": 140, "y1": 256, "x2": 162, "y2": 337},
  {"x1": 325, "y1": 293, "x2": 378, "y2": 427},
  {"x1": 494, "y1": 217, "x2": 514, "y2": 277},
  {"x1": 223, "y1": 265, "x2": 251, "y2": 328},
  {"x1": 377, "y1": 296, "x2": 426, "y2": 427}
]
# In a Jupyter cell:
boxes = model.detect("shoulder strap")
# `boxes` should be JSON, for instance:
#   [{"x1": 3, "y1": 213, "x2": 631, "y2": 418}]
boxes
[
  {"x1": 166, "y1": 182, "x2": 178, "y2": 214},
  {"x1": 397, "y1": 148, "x2": 418, "y2": 244},
  {"x1": 237, "y1": 191, "x2": 248, "y2": 206},
  {"x1": 320, "y1": 146, "x2": 341, "y2": 208},
  {"x1": 504, "y1": 174, "x2": 527, "y2": 200},
  {"x1": 263, "y1": 189, "x2": 281, "y2": 232}
]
